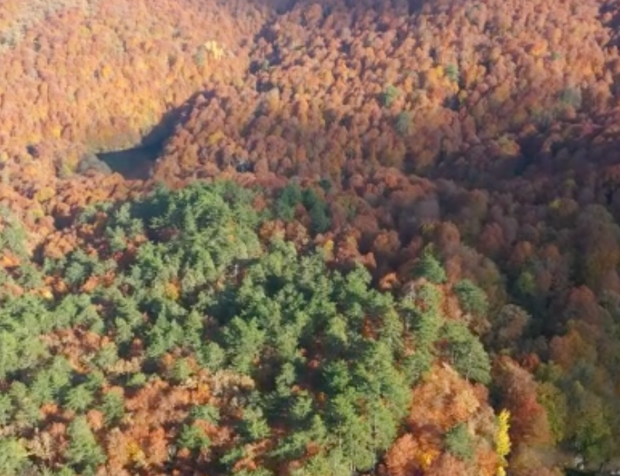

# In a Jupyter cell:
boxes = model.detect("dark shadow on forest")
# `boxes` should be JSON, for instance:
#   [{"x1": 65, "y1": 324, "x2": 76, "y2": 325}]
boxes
[
  {"x1": 237, "y1": 0, "x2": 425, "y2": 16},
  {"x1": 90, "y1": 0, "x2": 438, "y2": 180},
  {"x1": 95, "y1": 90, "x2": 209, "y2": 180},
  {"x1": 97, "y1": 143, "x2": 162, "y2": 180}
]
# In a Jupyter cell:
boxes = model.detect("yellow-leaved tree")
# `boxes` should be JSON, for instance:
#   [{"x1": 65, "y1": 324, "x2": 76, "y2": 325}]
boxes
[{"x1": 496, "y1": 409, "x2": 511, "y2": 476}]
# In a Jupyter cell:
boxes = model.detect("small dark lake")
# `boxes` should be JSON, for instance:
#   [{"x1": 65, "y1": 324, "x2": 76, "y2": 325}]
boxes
[{"x1": 96, "y1": 143, "x2": 161, "y2": 180}]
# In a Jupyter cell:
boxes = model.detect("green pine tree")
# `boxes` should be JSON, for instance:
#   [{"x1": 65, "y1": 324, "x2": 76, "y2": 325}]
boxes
[{"x1": 65, "y1": 416, "x2": 106, "y2": 472}]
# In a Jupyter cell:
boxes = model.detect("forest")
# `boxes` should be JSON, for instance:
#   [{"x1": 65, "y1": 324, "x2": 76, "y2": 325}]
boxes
[
  {"x1": 0, "y1": 181, "x2": 505, "y2": 476},
  {"x1": 1, "y1": 0, "x2": 620, "y2": 475}
]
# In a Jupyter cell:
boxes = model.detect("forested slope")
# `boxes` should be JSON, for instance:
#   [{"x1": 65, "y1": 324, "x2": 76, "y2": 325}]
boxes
[{"x1": 0, "y1": 181, "x2": 506, "y2": 476}]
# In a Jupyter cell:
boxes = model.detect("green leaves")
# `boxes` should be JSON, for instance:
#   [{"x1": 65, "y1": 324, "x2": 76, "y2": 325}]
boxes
[
  {"x1": 381, "y1": 84, "x2": 400, "y2": 107},
  {"x1": 454, "y1": 279, "x2": 488, "y2": 317},
  {"x1": 65, "y1": 417, "x2": 106, "y2": 472},
  {"x1": 177, "y1": 424, "x2": 211, "y2": 452},
  {"x1": 0, "y1": 206, "x2": 29, "y2": 259},
  {"x1": 414, "y1": 310, "x2": 443, "y2": 351},
  {"x1": 412, "y1": 249, "x2": 446, "y2": 284},
  {"x1": 0, "y1": 394, "x2": 12, "y2": 426},
  {"x1": 0, "y1": 438, "x2": 28, "y2": 476},
  {"x1": 222, "y1": 317, "x2": 267, "y2": 375},
  {"x1": 275, "y1": 183, "x2": 332, "y2": 233},
  {"x1": 0, "y1": 331, "x2": 19, "y2": 380},
  {"x1": 64, "y1": 384, "x2": 95, "y2": 413},
  {"x1": 0, "y1": 179, "x2": 499, "y2": 476},
  {"x1": 99, "y1": 389, "x2": 125, "y2": 425},
  {"x1": 276, "y1": 183, "x2": 303, "y2": 221},
  {"x1": 241, "y1": 404, "x2": 271, "y2": 441},
  {"x1": 442, "y1": 321, "x2": 491, "y2": 384},
  {"x1": 291, "y1": 448, "x2": 350, "y2": 476},
  {"x1": 189, "y1": 404, "x2": 220, "y2": 425},
  {"x1": 169, "y1": 357, "x2": 193, "y2": 383},
  {"x1": 445, "y1": 423, "x2": 474, "y2": 460}
]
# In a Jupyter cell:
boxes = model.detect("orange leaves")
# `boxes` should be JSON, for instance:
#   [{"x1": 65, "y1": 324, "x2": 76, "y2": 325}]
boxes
[
  {"x1": 493, "y1": 357, "x2": 553, "y2": 448},
  {"x1": 258, "y1": 220, "x2": 286, "y2": 242},
  {"x1": 379, "y1": 272, "x2": 400, "y2": 291},
  {"x1": 408, "y1": 365, "x2": 481, "y2": 431},
  {"x1": 386, "y1": 433, "x2": 440, "y2": 476},
  {"x1": 425, "y1": 453, "x2": 470, "y2": 476},
  {"x1": 386, "y1": 365, "x2": 498, "y2": 476},
  {"x1": 527, "y1": 40, "x2": 548, "y2": 58},
  {"x1": 81, "y1": 275, "x2": 101, "y2": 293},
  {"x1": 385, "y1": 434, "x2": 416, "y2": 476},
  {"x1": 0, "y1": 250, "x2": 21, "y2": 268},
  {"x1": 548, "y1": 328, "x2": 593, "y2": 371},
  {"x1": 105, "y1": 429, "x2": 132, "y2": 474},
  {"x1": 0, "y1": 0, "x2": 261, "y2": 194},
  {"x1": 87, "y1": 409, "x2": 106, "y2": 431}
]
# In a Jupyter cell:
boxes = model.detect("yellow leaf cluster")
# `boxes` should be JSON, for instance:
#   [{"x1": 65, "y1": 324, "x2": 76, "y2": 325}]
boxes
[
  {"x1": 40, "y1": 288, "x2": 54, "y2": 300},
  {"x1": 322, "y1": 239, "x2": 334, "y2": 259},
  {"x1": 101, "y1": 64, "x2": 113, "y2": 80},
  {"x1": 208, "y1": 130, "x2": 226, "y2": 146},
  {"x1": 418, "y1": 449, "x2": 439, "y2": 470},
  {"x1": 420, "y1": 221, "x2": 438, "y2": 237},
  {"x1": 34, "y1": 187, "x2": 55, "y2": 203},
  {"x1": 50, "y1": 124, "x2": 62, "y2": 139},
  {"x1": 204, "y1": 40, "x2": 225, "y2": 60},
  {"x1": 127, "y1": 440, "x2": 147, "y2": 467},
  {"x1": 496, "y1": 409, "x2": 511, "y2": 476},
  {"x1": 164, "y1": 282, "x2": 180, "y2": 301}
]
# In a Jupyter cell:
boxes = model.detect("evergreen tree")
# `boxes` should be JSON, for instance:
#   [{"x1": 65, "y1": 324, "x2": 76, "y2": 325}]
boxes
[
  {"x1": 323, "y1": 360, "x2": 351, "y2": 395},
  {"x1": 0, "y1": 331, "x2": 19, "y2": 379},
  {"x1": 0, "y1": 393, "x2": 12, "y2": 426},
  {"x1": 0, "y1": 438, "x2": 28, "y2": 476},
  {"x1": 241, "y1": 404, "x2": 271, "y2": 441},
  {"x1": 169, "y1": 357, "x2": 193, "y2": 383},
  {"x1": 454, "y1": 279, "x2": 489, "y2": 316},
  {"x1": 442, "y1": 321, "x2": 491, "y2": 384},
  {"x1": 92, "y1": 343, "x2": 119, "y2": 371},
  {"x1": 126, "y1": 372, "x2": 147, "y2": 389},
  {"x1": 413, "y1": 249, "x2": 446, "y2": 284},
  {"x1": 276, "y1": 183, "x2": 302, "y2": 222},
  {"x1": 177, "y1": 424, "x2": 211, "y2": 452},
  {"x1": 403, "y1": 348, "x2": 433, "y2": 384},
  {"x1": 291, "y1": 448, "x2": 351, "y2": 476},
  {"x1": 30, "y1": 370, "x2": 55, "y2": 406},
  {"x1": 445, "y1": 423, "x2": 474, "y2": 460},
  {"x1": 414, "y1": 310, "x2": 443, "y2": 351},
  {"x1": 99, "y1": 389, "x2": 125, "y2": 425},
  {"x1": 10, "y1": 381, "x2": 41, "y2": 429},
  {"x1": 65, "y1": 416, "x2": 106, "y2": 472},
  {"x1": 222, "y1": 317, "x2": 266, "y2": 375},
  {"x1": 198, "y1": 342, "x2": 226, "y2": 372},
  {"x1": 189, "y1": 404, "x2": 220, "y2": 425},
  {"x1": 64, "y1": 384, "x2": 95, "y2": 413},
  {"x1": 327, "y1": 391, "x2": 376, "y2": 472}
]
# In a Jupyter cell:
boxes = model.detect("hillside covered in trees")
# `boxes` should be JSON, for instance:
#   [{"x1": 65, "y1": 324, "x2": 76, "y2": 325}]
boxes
[{"x1": 1, "y1": 0, "x2": 620, "y2": 475}]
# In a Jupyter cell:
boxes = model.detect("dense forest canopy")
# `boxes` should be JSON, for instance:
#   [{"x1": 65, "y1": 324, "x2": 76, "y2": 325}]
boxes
[
  {"x1": 0, "y1": 181, "x2": 499, "y2": 475},
  {"x1": 1, "y1": 0, "x2": 620, "y2": 475}
]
